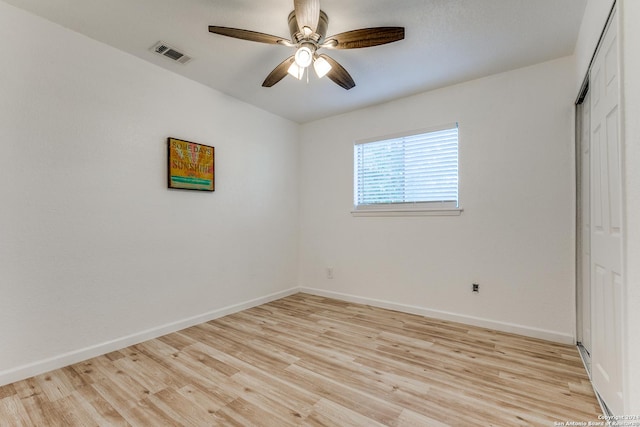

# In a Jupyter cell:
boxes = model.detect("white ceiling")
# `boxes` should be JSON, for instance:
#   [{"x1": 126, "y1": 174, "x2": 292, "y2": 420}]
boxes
[{"x1": 4, "y1": 0, "x2": 586, "y2": 123}]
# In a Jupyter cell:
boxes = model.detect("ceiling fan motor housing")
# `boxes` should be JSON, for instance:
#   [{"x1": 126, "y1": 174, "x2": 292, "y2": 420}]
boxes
[{"x1": 288, "y1": 10, "x2": 328, "y2": 44}]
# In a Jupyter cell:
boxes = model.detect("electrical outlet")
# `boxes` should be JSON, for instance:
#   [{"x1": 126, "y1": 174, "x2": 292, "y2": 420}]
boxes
[
  {"x1": 472, "y1": 283, "x2": 479, "y2": 293},
  {"x1": 326, "y1": 267, "x2": 334, "y2": 279}
]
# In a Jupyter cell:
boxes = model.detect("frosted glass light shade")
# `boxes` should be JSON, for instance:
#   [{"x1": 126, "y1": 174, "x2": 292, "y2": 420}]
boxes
[
  {"x1": 313, "y1": 56, "x2": 332, "y2": 78},
  {"x1": 294, "y1": 46, "x2": 313, "y2": 68},
  {"x1": 287, "y1": 62, "x2": 304, "y2": 80}
]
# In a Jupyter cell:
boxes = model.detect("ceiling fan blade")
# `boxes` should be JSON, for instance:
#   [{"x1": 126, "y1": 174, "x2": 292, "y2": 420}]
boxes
[
  {"x1": 319, "y1": 54, "x2": 355, "y2": 90},
  {"x1": 294, "y1": 0, "x2": 320, "y2": 34},
  {"x1": 324, "y1": 27, "x2": 405, "y2": 49},
  {"x1": 262, "y1": 56, "x2": 296, "y2": 87},
  {"x1": 209, "y1": 26, "x2": 290, "y2": 45}
]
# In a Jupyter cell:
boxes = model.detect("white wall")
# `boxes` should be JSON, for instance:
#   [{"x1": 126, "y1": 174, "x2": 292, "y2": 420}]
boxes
[
  {"x1": 0, "y1": 1, "x2": 299, "y2": 385},
  {"x1": 575, "y1": 0, "x2": 615, "y2": 91},
  {"x1": 620, "y1": 0, "x2": 640, "y2": 414},
  {"x1": 298, "y1": 56, "x2": 577, "y2": 343}
]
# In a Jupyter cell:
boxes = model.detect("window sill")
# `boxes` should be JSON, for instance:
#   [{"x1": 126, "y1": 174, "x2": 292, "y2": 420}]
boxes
[{"x1": 351, "y1": 207, "x2": 463, "y2": 217}]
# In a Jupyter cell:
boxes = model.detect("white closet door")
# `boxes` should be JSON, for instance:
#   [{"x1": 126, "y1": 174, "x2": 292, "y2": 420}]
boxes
[
  {"x1": 581, "y1": 90, "x2": 592, "y2": 356},
  {"x1": 590, "y1": 8, "x2": 623, "y2": 415}
]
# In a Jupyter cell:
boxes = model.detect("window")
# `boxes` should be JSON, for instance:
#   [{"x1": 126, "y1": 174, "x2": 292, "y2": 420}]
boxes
[{"x1": 353, "y1": 124, "x2": 461, "y2": 216}]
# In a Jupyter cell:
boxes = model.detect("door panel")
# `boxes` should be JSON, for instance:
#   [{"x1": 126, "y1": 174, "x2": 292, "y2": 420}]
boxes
[
  {"x1": 606, "y1": 108, "x2": 621, "y2": 232},
  {"x1": 590, "y1": 8, "x2": 623, "y2": 415}
]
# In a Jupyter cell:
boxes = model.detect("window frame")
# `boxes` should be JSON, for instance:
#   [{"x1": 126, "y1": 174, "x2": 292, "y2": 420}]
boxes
[{"x1": 352, "y1": 123, "x2": 463, "y2": 217}]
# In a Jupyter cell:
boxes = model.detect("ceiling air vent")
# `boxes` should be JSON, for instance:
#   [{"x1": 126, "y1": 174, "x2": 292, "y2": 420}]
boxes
[{"x1": 151, "y1": 41, "x2": 192, "y2": 65}]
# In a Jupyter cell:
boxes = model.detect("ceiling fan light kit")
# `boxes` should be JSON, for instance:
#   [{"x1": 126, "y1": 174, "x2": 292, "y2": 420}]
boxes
[
  {"x1": 287, "y1": 50, "x2": 331, "y2": 81},
  {"x1": 208, "y1": 0, "x2": 404, "y2": 90}
]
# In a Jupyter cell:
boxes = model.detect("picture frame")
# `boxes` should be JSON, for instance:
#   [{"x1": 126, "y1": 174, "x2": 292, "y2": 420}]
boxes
[{"x1": 167, "y1": 137, "x2": 215, "y2": 191}]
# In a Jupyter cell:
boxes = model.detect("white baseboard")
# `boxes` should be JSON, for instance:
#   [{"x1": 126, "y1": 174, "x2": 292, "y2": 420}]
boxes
[
  {"x1": 299, "y1": 287, "x2": 575, "y2": 345},
  {"x1": 0, "y1": 287, "x2": 299, "y2": 387},
  {"x1": 0, "y1": 285, "x2": 575, "y2": 387}
]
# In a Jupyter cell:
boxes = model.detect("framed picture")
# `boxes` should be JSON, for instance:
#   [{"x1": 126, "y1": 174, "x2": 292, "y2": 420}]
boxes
[{"x1": 167, "y1": 138, "x2": 215, "y2": 191}]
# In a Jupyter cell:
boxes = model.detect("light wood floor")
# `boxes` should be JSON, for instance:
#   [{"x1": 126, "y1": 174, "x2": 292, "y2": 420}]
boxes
[{"x1": 0, "y1": 293, "x2": 601, "y2": 426}]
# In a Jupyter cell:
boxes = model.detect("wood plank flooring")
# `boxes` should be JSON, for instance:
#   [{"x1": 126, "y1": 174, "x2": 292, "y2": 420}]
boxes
[{"x1": 0, "y1": 293, "x2": 602, "y2": 426}]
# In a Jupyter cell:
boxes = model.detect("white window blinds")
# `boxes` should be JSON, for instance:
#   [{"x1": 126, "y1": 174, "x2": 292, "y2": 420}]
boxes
[{"x1": 354, "y1": 124, "x2": 459, "y2": 208}]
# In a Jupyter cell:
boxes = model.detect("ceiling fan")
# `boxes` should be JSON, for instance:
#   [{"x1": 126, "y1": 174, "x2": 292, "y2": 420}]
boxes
[{"x1": 208, "y1": 0, "x2": 404, "y2": 90}]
